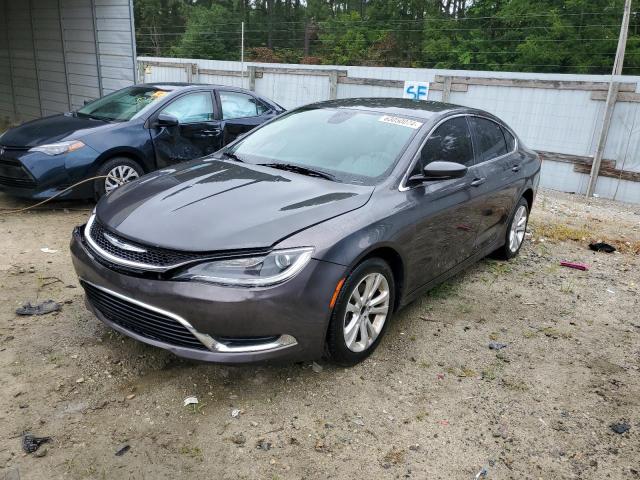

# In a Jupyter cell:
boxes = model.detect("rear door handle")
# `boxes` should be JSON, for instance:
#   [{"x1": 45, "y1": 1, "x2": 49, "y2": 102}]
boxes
[
  {"x1": 511, "y1": 165, "x2": 521, "y2": 172},
  {"x1": 470, "y1": 177, "x2": 486, "y2": 187}
]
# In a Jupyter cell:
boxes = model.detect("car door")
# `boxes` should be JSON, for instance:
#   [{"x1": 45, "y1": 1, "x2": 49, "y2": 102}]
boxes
[
  {"x1": 404, "y1": 116, "x2": 486, "y2": 289},
  {"x1": 216, "y1": 90, "x2": 276, "y2": 145},
  {"x1": 467, "y1": 116, "x2": 521, "y2": 252},
  {"x1": 150, "y1": 90, "x2": 223, "y2": 168}
]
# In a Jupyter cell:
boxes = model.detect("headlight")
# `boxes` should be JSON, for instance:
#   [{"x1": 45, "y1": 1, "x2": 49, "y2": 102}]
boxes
[
  {"x1": 173, "y1": 247, "x2": 314, "y2": 287},
  {"x1": 29, "y1": 140, "x2": 85, "y2": 156}
]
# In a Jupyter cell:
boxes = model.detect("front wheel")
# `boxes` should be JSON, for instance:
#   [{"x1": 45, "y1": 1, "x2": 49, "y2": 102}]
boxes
[
  {"x1": 94, "y1": 157, "x2": 144, "y2": 199},
  {"x1": 495, "y1": 197, "x2": 529, "y2": 260},
  {"x1": 326, "y1": 258, "x2": 395, "y2": 366}
]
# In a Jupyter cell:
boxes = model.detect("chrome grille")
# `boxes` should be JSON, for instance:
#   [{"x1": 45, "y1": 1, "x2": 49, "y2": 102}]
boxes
[{"x1": 87, "y1": 216, "x2": 214, "y2": 269}]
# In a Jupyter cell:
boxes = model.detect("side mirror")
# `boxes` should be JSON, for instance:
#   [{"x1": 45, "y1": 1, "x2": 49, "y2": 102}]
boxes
[
  {"x1": 407, "y1": 161, "x2": 468, "y2": 186},
  {"x1": 155, "y1": 113, "x2": 179, "y2": 128},
  {"x1": 423, "y1": 161, "x2": 468, "y2": 180}
]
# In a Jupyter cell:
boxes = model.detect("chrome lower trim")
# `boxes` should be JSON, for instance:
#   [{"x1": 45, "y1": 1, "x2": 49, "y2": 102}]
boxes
[{"x1": 81, "y1": 278, "x2": 298, "y2": 354}]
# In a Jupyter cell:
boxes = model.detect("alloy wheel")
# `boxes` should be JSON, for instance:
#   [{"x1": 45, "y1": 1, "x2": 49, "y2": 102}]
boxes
[
  {"x1": 104, "y1": 165, "x2": 140, "y2": 193},
  {"x1": 508, "y1": 205, "x2": 528, "y2": 253},
  {"x1": 343, "y1": 273, "x2": 390, "y2": 353}
]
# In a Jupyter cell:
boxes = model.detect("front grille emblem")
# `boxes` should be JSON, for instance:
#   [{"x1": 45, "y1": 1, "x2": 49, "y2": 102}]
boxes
[{"x1": 103, "y1": 232, "x2": 147, "y2": 253}]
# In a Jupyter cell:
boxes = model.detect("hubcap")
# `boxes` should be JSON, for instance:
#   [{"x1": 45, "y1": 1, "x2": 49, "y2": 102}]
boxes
[
  {"x1": 104, "y1": 165, "x2": 140, "y2": 193},
  {"x1": 508, "y1": 205, "x2": 528, "y2": 253},
  {"x1": 343, "y1": 273, "x2": 390, "y2": 353}
]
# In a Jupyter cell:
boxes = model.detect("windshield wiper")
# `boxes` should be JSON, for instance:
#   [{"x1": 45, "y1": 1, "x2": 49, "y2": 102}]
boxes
[
  {"x1": 76, "y1": 111, "x2": 110, "y2": 121},
  {"x1": 258, "y1": 163, "x2": 336, "y2": 181},
  {"x1": 221, "y1": 151, "x2": 244, "y2": 162}
]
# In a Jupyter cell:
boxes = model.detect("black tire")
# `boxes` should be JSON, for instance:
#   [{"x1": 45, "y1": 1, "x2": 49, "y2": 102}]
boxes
[
  {"x1": 494, "y1": 197, "x2": 530, "y2": 260},
  {"x1": 94, "y1": 157, "x2": 144, "y2": 200},
  {"x1": 327, "y1": 258, "x2": 395, "y2": 366}
]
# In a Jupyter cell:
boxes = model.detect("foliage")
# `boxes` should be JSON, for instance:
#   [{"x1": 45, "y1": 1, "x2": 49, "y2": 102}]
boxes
[{"x1": 134, "y1": 0, "x2": 640, "y2": 74}]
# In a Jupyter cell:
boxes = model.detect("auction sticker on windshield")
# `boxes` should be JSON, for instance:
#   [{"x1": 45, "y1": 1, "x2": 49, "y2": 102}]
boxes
[{"x1": 378, "y1": 115, "x2": 423, "y2": 129}]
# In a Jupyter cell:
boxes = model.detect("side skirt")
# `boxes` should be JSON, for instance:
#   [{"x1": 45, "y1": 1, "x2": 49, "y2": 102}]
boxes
[{"x1": 398, "y1": 240, "x2": 503, "y2": 309}]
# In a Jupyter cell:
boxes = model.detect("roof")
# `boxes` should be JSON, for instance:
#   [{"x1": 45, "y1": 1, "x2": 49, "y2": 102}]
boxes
[{"x1": 304, "y1": 98, "x2": 470, "y2": 120}]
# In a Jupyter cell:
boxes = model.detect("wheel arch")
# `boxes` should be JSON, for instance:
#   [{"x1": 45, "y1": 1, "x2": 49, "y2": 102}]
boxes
[
  {"x1": 522, "y1": 188, "x2": 534, "y2": 210},
  {"x1": 94, "y1": 147, "x2": 150, "y2": 174},
  {"x1": 350, "y1": 245, "x2": 405, "y2": 312}
]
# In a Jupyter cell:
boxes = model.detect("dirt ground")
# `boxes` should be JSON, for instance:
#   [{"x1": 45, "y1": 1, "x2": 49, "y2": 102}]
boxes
[{"x1": 0, "y1": 188, "x2": 638, "y2": 480}]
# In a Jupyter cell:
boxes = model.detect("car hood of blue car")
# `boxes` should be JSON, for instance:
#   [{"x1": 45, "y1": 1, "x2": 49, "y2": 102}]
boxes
[
  {"x1": 0, "y1": 113, "x2": 112, "y2": 148},
  {"x1": 96, "y1": 159, "x2": 375, "y2": 252}
]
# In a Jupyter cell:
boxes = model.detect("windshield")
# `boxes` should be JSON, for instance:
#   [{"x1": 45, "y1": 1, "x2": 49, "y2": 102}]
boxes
[
  {"x1": 226, "y1": 108, "x2": 421, "y2": 184},
  {"x1": 76, "y1": 86, "x2": 169, "y2": 122}
]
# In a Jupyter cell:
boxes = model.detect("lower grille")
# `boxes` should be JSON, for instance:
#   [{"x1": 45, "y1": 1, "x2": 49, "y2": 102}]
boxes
[
  {"x1": 81, "y1": 281, "x2": 208, "y2": 351},
  {"x1": 0, "y1": 175, "x2": 37, "y2": 188},
  {"x1": 0, "y1": 156, "x2": 36, "y2": 189}
]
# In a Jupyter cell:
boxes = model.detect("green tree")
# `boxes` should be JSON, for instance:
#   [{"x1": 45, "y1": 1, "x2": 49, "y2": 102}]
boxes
[{"x1": 171, "y1": 5, "x2": 241, "y2": 60}]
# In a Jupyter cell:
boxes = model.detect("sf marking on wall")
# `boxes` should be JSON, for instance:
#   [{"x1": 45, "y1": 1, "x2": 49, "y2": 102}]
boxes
[{"x1": 403, "y1": 81, "x2": 430, "y2": 101}]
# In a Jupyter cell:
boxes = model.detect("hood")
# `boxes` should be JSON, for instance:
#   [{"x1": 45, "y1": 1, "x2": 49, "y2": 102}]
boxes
[
  {"x1": 96, "y1": 160, "x2": 374, "y2": 252},
  {"x1": 0, "y1": 113, "x2": 110, "y2": 148}
]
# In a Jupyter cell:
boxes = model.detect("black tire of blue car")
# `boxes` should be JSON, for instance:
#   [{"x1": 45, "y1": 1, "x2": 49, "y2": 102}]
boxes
[
  {"x1": 94, "y1": 157, "x2": 145, "y2": 200},
  {"x1": 327, "y1": 258, "x2": 395, "y2": 365},
  {"x1": 494, "y1": 196, "x2": 530, "y2": 260}
]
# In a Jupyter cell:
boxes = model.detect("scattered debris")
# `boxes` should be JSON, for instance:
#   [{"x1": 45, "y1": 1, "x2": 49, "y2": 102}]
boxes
[
  {"x1": 75, "y1": 378, "x2": 84, "y2": 384},
  {"x1": 312, "y1": 362, "x2": 323, "y2": 373},
  {"x1": 474, "y1": 467, "x2": 488, "y2": 479},
  {"x1": 231, "y1": 408, "x2": 241, "y2": 418},
  {"x1": 610, "y1": 422, "x2": 631, "y2": 434},
  {"x1": 183, "y1": 396, "x2": 198, "y2": 407},
  {"x1": 15, "y1": 300, "x2": 61, "y2": 316},
  {"x1": 351, "y1": 417, "x2": 365, "y2": 427},
  {"x1": 256, "y1": 439, "x2": 272, "y2": 451},
  {"x1": 231, "y1": 432, "x2": 246, "y2": 445},
  {"x1": 488, "y1": 342, "x2": 508, "y2": 350},
  {"x1": 126, "y1": 394, "x2": 136, "y2": 400},
  {"x1": 560, "y1": 261, "x2": 589, "y2": 271},
  {"x1": 40, "y1": 247, "x2": 58, "y2": 254},
  {"x1": 33, "y1": 447, "x2": 48, "y2": 458},
  {"x1": 589, "y1": 242, "x2": 616, "y2": 253},
  {"x1": 115, "y1": 444, "x2": 130, "y2": 456},
  {"x1": 22, "y1": 433, "x2": 51, "y2": 454}
]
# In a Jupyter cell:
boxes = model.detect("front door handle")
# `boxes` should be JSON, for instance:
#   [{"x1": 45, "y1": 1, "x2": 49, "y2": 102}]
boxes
[
  {"x1": 470, "y1": 177, "x2": 486, "y2": 187},
  {"x1": 511, "y1": 165, "x2": 521, "y2": 172}
]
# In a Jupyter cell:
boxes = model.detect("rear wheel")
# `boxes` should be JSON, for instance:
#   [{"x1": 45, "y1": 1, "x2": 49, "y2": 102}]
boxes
[
  {"x1": 495, "y1": 197, "x2": 529, "y2": 260},
  {"x1": 94, "y1": 157, "x2": 144, "y2": 199},
  {"x1": 327, "y1": 258, "x2": 395, "y2": 365}
]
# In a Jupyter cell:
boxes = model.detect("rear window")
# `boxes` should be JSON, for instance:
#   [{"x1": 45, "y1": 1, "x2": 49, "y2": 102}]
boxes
[{"x1": 469, "y1": 116, "x2": 508, "y2": 162}]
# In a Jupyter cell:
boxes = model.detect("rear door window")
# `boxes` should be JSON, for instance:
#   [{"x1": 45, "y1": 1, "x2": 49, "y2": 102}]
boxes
[
  {"x1": 219, "y1": 91, "x2": 267, "y2": 119},
  {"x1": 502, "y1": 127, "x2": 516, "y2": 152},
  {"x1": 468, "y1": 117, "x2": 508, "y2": 163}
]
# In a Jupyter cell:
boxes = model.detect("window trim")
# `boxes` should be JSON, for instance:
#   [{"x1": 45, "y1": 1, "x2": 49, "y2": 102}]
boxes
[
  {"x1": 216, "y1": 89, "x2": 270, "y2": 121},
  {"x1": 398, "y1": 113, "x2": 518, "y2": 192}
]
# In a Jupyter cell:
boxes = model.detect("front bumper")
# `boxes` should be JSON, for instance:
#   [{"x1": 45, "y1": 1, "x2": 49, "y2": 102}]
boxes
[
  {"x1": 70, "y1": 227, "x2": 346, "y2": 363},
  {"x1": 0, "y1": 145, "x2": 98, "y2": 199}
]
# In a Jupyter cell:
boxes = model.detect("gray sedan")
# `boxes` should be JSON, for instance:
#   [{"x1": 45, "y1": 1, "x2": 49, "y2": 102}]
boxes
[{"x1": 70, "y1": 98, "x2": 540, "y2": 365}]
